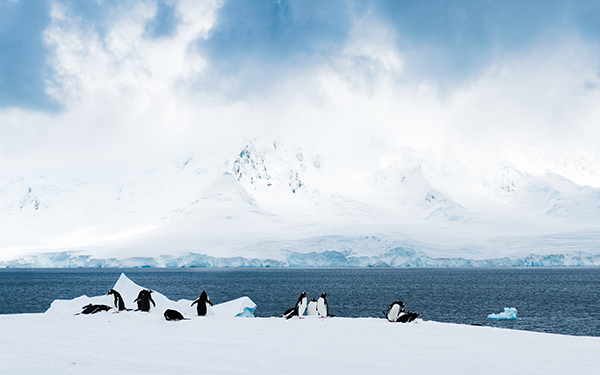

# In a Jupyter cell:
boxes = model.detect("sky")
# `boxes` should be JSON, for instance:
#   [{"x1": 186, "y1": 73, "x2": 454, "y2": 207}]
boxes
[{"x1": 2, "y1": 0, "x2": 600, "y2": 185}]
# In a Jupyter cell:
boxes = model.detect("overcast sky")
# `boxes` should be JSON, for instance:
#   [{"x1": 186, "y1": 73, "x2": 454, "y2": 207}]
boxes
[{"x1": 2, "y1": 0, "x2": 600, "y2": 184}]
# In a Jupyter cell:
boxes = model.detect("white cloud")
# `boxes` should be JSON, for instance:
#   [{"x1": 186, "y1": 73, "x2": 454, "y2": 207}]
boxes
[{"x1": 1, "y1": 2, "x2": 600, "y2": 191}]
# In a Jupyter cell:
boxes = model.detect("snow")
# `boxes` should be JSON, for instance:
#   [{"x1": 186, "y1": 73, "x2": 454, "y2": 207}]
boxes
[
  {"x1": 2, "y1": 273, "x2": 599, "y2": 374},
  {"x1": 3, "y1": 140, "x2": 600, "y2": 267},
  {"x1": 1, "y1": 310, "x2": 599, "y2": 374},
  {"x1": 487, "y1": 307, "x2": 518, "y2": 320}
]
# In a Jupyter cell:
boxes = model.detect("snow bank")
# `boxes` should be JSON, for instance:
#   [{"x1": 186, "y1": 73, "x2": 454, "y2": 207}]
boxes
[
  {"x1": 46, "y1": 273, "x2": 256, "y2": 318},
  {"x1": 488, "y1": 307, "x2": 518, "y2": 320},
  {"x1": 1, "y1": 313, "x2": 599, "y2": 374}
]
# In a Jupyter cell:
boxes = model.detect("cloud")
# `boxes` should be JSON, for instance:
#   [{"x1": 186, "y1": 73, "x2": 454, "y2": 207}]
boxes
[{"x1": 1, "y1": 0, "x2": 600, "y2": 187}]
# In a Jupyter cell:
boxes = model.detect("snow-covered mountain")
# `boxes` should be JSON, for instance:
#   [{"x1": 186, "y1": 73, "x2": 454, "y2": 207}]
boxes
[{"x1": 2, "y1": 138, "x2": 600, "y2": 267}]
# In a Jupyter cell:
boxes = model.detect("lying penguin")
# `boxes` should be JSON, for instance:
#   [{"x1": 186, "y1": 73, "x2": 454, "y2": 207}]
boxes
[
  {"x1": 282, "y1": 292, "x2": 307, "y2": 319},
  {"x1": 77, "y1": 303, "x2": 112, "y2": 315},
  {"x1": 134, "y1": 289, "x2": 155, "y2": 312},
  {"x1": 384, "y1": 300, "x2": 420, "y2": 323},
  {"x1": 164, "y1": 309, "x2": 189, "y2": 321},
  {"x1": 191, "y1": 290, "x2": 213, "y2": 316}
]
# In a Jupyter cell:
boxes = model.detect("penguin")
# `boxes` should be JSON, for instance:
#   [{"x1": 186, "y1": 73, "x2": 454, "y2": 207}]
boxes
[
  {"x1": 384, "y1": 301, "x2": 405, "y2": 322},
  {"x1": 164, "y1": 309, "x2": 189, "y2": 321},
  {"x1": 77, "y1": 303, "x2": 112, "y2": 315},
  {"x1": 107, "y1": 289, "x2": 127, "y2": 311},
  {"x1": 134, "y1": 289, "x2": 155, "y2": 312},
  {"x1": 191, "y1": 290, "x2": 213, "y2": 316},
  {"x1": 282, "y1": 292, "x2": 307, "y2": 319},
  {"x1": 307, "y1": 298, "x2": 318, "y2": 316},
  {"x1": 296, "y1": 292, "x2": 307, "y2": 317},
  {"x1": 398, "y1": 311, "x2": 420, "y2": 323},
  {"x1": 317, "y1": 292, "x2": 335, "y2": 318}
]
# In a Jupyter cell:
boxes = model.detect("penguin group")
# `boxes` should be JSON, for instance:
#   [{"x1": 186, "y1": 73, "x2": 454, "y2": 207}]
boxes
[
  {"x1": 76, "y1": 285, "x2": 421, "y2": 324},
  {"x1": 76, "y1": 287, "x2": 215, "y2": 321},
  {"x1": 282, "y1": 292, "x2": 335, "y2": 319}
]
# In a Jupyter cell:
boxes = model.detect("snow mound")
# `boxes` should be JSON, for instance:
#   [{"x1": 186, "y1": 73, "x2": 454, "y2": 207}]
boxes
[
  {"x1": 487, "y1": 307, "x2": 518, "y2": 320},
  {"x1": 45, "y1": 273, "x2": 256, "y2": 318}
]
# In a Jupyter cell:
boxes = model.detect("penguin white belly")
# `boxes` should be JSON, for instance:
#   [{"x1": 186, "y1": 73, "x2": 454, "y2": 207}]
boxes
[
  {"x1": 297, "y1": 298, "x2": 307, "y2": 316},
  {"x1": 317, "y1": 298, "x2": 327, "y2": 317},
  {"x1": 307, "y1": 301, "x2": 318, "y2": 316},
  {"x1": 387, "y1": 304, "x2": 401, "y2": 321}
]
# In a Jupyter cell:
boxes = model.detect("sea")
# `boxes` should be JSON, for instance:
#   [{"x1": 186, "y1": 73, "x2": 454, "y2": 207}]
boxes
[{"x1": 1, "y1": 267, "x2": 599, "y2": 337}]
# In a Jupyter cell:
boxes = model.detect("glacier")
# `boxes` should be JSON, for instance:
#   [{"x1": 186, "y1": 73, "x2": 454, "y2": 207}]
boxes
[{"x1": 4, "y1": 244, "x2": 600, "y2": 268}]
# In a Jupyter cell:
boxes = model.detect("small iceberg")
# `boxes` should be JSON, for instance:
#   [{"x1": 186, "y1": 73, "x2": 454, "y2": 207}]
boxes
[{"x1": 487, "y1": 307, "x2": 517, "y2": 320}]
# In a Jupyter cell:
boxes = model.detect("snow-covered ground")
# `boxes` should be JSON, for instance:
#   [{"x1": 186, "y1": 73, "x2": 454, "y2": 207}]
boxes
[
  {"x1": 3, "y1": 312, "x2": 599, "y2": 375},
  {"x1": 1, "y1": 273, "x2": 599, "y2": 374}
]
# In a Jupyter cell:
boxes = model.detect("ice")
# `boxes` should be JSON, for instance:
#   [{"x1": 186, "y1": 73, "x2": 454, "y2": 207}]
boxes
[
  {"x1": 46, "y1": 273, "x2": 256, "y2": 318},
  {"x1": 4, "y1": 243, "x2": 600, "y2": 268},
  {"x1": 487, "y1": 307, "x2": 518, "y2": 320}
]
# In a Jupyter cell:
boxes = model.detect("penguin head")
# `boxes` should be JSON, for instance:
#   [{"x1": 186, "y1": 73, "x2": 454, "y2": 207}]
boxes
[
  {"x1": 320, "y1": 293, "x2": 328, "y2": 298},
  {"x1": 311, "y1": 298, "x2": 317, "y2": 302},
  {"x1": 301, "y1": 292, "x2": 307, "y2": 298}
]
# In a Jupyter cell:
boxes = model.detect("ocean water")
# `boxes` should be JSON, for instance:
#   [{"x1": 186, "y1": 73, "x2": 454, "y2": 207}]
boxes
[{"x1": 1, "y1": 268, "x2": 599, "y2": 337}]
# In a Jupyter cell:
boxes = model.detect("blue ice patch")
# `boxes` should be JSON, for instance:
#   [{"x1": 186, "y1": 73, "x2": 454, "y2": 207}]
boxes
[{"x1": 487, "y1": 307, "x2": 517, "y2": 320}]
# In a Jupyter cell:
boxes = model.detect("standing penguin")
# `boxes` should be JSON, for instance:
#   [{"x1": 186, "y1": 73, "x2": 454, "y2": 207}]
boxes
[
  {"x1": 385, "y1": 301, "x2": 406, "y2": 322},
  {"x1": 191, "y1": 290, "x2": 213, "y2": 316},
  {"x1": 317, "y1": 293, "x2": 335, "y2": 318},
  {"x1": 107, "y1": 289, "x2": 127, "y2": 311},
  {"x1": 307, "y1": 298, "x2": 318, "y2": 316},
  {"x1": 282, "y1": 292, "x2": 307, "y2": 319},
  {"x1": 134, "y1": 289, "x2": 155, "y2": 312}
]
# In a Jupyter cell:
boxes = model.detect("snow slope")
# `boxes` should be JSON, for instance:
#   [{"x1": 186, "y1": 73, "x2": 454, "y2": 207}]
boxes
[{"x1": 2, "y1": 139, "x2": 600, "y2": 267}]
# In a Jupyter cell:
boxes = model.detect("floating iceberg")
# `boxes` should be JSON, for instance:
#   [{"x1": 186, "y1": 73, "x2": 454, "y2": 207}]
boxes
[
  {"x1": 487, "y1": 307, "x2": 518, "y2": 320},
  {"x1": 46, "y1": 273, "x2": 256, "y2": 318}
]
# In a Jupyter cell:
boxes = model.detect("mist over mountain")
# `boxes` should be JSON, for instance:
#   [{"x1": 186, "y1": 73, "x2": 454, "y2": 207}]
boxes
[{"x1": 3, "y1": 136, "x2": 600, "y2": 267}]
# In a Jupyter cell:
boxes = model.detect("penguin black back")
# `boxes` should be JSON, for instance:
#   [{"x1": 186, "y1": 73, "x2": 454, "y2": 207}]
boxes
[
  {"x1": 191, "y1": 290, "x2": 213, "y2": 316},
  {"x1": 134, "y1": 289, "x2": 155, "y2": 312},
  {"x1": 78, "y1": 303, "x2": 112, "y2": 315},
  {"x1": 164, "y1": 309, "x2": 188, "y2": 321},
  {"x1": 107, "y1": 289, "x2": 126, "y2": 311}
]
